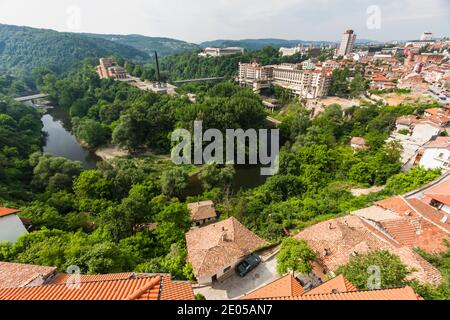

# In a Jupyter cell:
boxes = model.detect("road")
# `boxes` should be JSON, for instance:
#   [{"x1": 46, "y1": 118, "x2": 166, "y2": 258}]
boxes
[{"x1": 193, "y1": 255, "x2": 278, "y2": 300}]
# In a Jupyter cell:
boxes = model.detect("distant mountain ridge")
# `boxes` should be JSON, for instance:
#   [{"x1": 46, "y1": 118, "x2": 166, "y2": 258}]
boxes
[
  {"x1": 84, "y1": 33, "x2": 200, "y2": 57},
  {"x1": 0, "y1": 24, "x2": 201, "y2": 75},
  {"x1": 200, "y1": 38, "x2": 381, "y2": 51},
  {"x1": 0, "y1": 24, "x2": 150, "y2": 74}
]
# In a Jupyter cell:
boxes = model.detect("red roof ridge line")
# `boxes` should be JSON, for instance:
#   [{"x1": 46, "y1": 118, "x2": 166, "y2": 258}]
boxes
[
  {"x1": 126, "y1": 275, "x2": 161, "y2": 300},
  {"x1": 254, "y1": 285, "x2": 417, "y2": 300}
]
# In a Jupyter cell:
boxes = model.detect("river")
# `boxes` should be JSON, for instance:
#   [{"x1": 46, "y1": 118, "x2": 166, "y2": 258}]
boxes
[{"x1": 37, "y1": 104, "x2": 268, "y2": 191}]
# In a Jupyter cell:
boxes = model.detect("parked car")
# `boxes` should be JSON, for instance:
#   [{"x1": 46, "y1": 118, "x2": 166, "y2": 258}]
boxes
[{"x1": 236, "y1": 254, "x2": 261, "y2": 277}]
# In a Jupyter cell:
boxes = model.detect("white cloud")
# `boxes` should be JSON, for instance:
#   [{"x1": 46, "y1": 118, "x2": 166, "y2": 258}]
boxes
[{"x1": 0, "y1": 0, "x2": 448, "y2": 42}]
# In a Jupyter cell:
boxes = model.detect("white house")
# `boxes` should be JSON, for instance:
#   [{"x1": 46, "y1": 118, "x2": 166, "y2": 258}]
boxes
[
  {"x1": 417, "y1": 137, "x2": 450, "y2": 172},
  {"x1": 0, "y1": 208, "x2": 28, "y2": 243}
]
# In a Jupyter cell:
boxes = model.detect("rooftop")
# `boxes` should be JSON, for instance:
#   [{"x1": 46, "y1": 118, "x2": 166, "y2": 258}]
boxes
[
  {"x1": 187, "y1": 200, "x2": 217, "y2": 222},
  {"x1": 243, "y1": 274, "x2": 421, "y2": 301},
  {"x1": 0, "y1": 208, "x2": 21, "y2": 218},
  {"x1": 241, "y1": 274, "x2": 305, "y2": 300},
  {"x1": 0, "y1": 262, "x2": 57, "y2": 289},
  {"x1": 0, "y1": 273, "x2": 194, "y2": 300},
  {"x1": 186, "y1": 217, "x2": 267, "y2": 279},
  {"x1": 424, "y1": 179, "x2": 450, "y2": 207}
]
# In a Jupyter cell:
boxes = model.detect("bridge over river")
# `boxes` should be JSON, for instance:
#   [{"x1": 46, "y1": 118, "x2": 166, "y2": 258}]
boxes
[{"x1": 14, "y1": 93, "x2": 49, "y2": 103}]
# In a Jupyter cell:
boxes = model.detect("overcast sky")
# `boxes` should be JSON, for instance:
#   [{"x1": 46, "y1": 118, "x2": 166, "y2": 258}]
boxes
[{"x1": 0, "y1": 0, "x2": 448, "y2": 43}]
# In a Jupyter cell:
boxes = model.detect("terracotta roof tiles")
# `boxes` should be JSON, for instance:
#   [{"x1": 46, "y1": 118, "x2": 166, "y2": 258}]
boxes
[
  {"x1": 0, "y1": 208, "x2": 21, "y2": 218},
  {"x1": 186, "y1": 217, "x2": 267, "y2": 279},
  {"x1": 0, "y1": 274, "x2": 194, "y2": 300},
  {"x1": 241, "y1": 274, "x2": 305, "y2": 300},
  {"x1": 0, "y1": 262, "x2": 57, "y2": 289}
]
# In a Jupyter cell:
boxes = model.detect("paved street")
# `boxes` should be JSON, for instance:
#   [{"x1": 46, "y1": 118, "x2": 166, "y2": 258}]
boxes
[{"x1": 193, "y1": 256, "x2": 278, "y2": 300}]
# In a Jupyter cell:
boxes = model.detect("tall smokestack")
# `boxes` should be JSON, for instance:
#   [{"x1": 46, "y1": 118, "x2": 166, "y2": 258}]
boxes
[{"x1": 154, "y1": 51, "x2": 161, "y2": 84}]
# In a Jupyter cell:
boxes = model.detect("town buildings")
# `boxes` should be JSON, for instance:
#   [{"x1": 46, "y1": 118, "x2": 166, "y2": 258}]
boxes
[
  {"x1": 187, "y1": 200, "x2": 217, "y2": 226},
  {"x1": 199, "y1": 47, "x2": 245, "y2": 57},
  {"x1": 0, "y1": 208, "x2": 28, "y2": 243},
  {"x1": 185, "y1": 217, "x2": 267, "y2": 285},
  {"x1": 238, "y1": 62, "x2": 332, "y2": 99},
  {"x1": 338, "y1": 30, "x2": 357, "y2": 57}
]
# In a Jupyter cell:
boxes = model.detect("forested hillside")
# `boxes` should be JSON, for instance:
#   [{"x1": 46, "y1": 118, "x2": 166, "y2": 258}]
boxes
[
  {"x1": 85, "y1": 33, "x2": 199, "y2": 57},
  {"x1": 0, "y1": 24, "x2": 149, "y2": 74}
]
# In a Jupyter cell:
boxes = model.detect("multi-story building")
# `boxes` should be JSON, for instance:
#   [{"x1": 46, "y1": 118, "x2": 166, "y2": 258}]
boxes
[
  {"x1": 238, "y1": 62, "x2": 331, "y2": 99},
  {"x1": 96, "y1": 58, "x2": 127, "y2": 80},
  {"x1": 338, "y1": 30, "x2": 357, "y2": 57},
  {"x1": 199, "y1": 47, "x2": 245, "y2": 57}
]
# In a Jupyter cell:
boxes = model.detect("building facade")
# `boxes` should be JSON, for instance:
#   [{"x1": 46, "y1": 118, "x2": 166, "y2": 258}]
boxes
[
  {"x1": 238, "y1": 62, "x2": 331, "y2": 99},
  {"x1": 0, "y1": 208, "x2": 28, "y2": 244},
  {"x1": 338, "y1": 30, "x2": 357, "y2": 57},
  {"x1": 199, "y1": 47, "x2": 245, "y2": 57}
]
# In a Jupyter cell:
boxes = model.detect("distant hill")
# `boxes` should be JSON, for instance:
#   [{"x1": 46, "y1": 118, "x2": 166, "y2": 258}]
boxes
[
  {"x1": 199, "y1": 39, "x2": 336, "y2": 51},
  {"x1": 84, "y1": 33, "x2": 200, "y2": 57},
  {"x1": 0, "y1": 24, "x2": 149, "y2": 74}
]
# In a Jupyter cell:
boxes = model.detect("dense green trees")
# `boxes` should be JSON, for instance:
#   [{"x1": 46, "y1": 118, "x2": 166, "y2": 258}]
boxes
[
  {"x1": 198, "y1": 163, "x2": 235, "y2": 191},
  {"x1": 276, "y1": 238, "x2": 316, "y2": 275},
  {"x1": 336, "y1": 251, "x2": 411, "y2": 290},
  {"x1": 161, "y1": 168, "x2": 189, "y2": 198}
]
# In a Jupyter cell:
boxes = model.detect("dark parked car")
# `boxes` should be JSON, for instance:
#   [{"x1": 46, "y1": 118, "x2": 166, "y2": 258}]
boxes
[{"x1": 236, "y1": 254, "x2": 261, "y2": 277}]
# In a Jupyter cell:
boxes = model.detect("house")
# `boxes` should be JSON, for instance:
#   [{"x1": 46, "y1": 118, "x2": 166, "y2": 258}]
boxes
[
  {"x1": 424, "y1": 179, "x2": 450, "y2": 215},
  {"x1": 0, "y1": 262, "x2": 57, "y2": 289},
  {"x1": 350, "y1": 137, "x2": 368, "y2": 151},
  {"x1": 241, "y1": 274, "x2": 422, "y2": 300},
  {"x1": 0, "y1": 208, "x2": 28, "y2": 243},
  {"x1": 416, "y1": 137, "x2": 450, "y2": 171},
  {"x1": 185, "y1": 217, "x2": 267, "y2": 285},
  {"x1": 354, "y1": 196, "x2": 449, "y2": 253},
  {"x1": 295, "y1": 215, "x2": 443, "y2": 285},
  {"x1": 187, "y1": 200, "x2": 217, "y2": 226},
  {"x1": 396, "y1": 115, "x2": 420, "y2": 132},
  {"x1": 0, "y1": 264, "x2": 194, "y2": 300}
]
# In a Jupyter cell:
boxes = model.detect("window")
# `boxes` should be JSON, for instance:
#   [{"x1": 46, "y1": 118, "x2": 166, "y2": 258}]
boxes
[{"x1": 223, "y1": 266, "x2": 231, "y2": 273}]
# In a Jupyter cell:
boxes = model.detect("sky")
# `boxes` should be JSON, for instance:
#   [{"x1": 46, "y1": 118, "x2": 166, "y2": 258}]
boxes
[{"x1": 0, "y1": 0, "x2": 448, "y2": 43}]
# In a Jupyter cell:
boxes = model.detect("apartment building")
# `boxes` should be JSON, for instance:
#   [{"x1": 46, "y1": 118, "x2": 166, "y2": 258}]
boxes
[
  {"x1": 238, "y1": 62, "x2": 331, "y2": 99},
  {"x1": 338, "y1": 30, "x2": 357, "y2": 57}
]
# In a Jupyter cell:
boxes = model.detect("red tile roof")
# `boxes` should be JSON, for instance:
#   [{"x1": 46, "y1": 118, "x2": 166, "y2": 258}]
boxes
[
  {"x1": 48, "y1": 273, "x2": 135, "y2": 285},
  {"x1": 376, "y1": 196, "x2": 416, "y2": 216},
  {"x1": 0, "y1": 274, "x2": 194, "y2": 300},
  {"x1": 244, "y1": 275, "x2": 422, "y2": 300},
  {"x1": 263, "y1": 286, "x2": 422, "y2": 300},
  {"x1": 405, "y1": 199, "x2": 450, "y2": 233},
  {"x1": 241, "y1": 274, "x2": 305, "y2": 300},
  {"x1": 0, "y1": 262, "x2": 57, "y2": 289},
  {"x1": 186, "y1": 217, "x2": 267, "y2": 279},
  {"x1": 296, "y1": 216, "x2": 442, "y2": 285},
  {"x1": 187, "y1": 201, "x2": 217, "y2": 222},
  {"x1": 304, "y1": 275, "x2": 357, "y2": 295},
  {"x1": 424, "y1": 180, "x2": 450, "y2": 207},
  {"x1": 0, "y1": 208, "x2": 20, "y2": 218}
]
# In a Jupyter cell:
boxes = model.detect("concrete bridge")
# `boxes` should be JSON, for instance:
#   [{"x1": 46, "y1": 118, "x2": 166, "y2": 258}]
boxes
[{"x1": 14, "y1": 93, "x2": 49, "y2": 103}]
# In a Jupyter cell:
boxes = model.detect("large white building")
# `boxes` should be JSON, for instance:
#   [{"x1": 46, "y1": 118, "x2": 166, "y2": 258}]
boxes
[
  {"x1": 199, "y1": 47, "x2": 245, "y2": 57},
  {"x1": 416, "y1": 137, "x2": 450, "y2": 172},
  {"x1": 0, "y1": 208, "x2": 28, "y2": 243},
  {"x1": 338, "y1": 30, "x2": 357, "y2": 57},
  {"x1": 238, "y1": 62, "x2": 332, "y2": 99}
]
